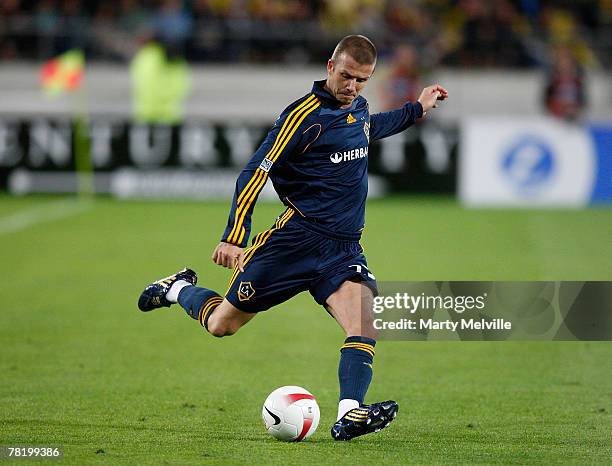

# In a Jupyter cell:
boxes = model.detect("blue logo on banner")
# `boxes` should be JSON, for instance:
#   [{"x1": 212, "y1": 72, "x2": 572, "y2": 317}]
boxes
[
  {"x1": 589, "y1": 125, "x2": 612, "y2": 203},
  {"x1": 501, "y1": 137, "x2": 555, "y2": 192}
]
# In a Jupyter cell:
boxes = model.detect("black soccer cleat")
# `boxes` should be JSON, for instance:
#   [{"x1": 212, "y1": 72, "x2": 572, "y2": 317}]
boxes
[
  {"x1": 331, "y1": 401, "x2": 398, "y2": 441},
  {"x1": 137, "y1": 268, "x2": 197, "y2": 312}
]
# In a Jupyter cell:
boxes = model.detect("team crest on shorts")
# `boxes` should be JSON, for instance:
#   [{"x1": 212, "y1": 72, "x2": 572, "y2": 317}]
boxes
[
  {"x1": 363, "y1": 121, "x2": 370, "y2": 143},
  {"x1": 238, "y1": 281, "x2": 255, "y2": 301}
]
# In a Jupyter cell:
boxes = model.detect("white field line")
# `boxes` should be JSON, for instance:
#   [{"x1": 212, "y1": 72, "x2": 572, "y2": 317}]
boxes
[{"x1": 0, "y1": 199, "x2": 94, "y2": 235}]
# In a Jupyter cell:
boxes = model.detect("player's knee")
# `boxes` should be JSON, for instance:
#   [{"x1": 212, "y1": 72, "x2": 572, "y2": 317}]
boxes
[
  {"x1": 207, "y1": 321, "x2": 229, "y2": 338},
  {"x1": 208, "y1": 328, "x2": 226, "y2": 338},
  {"x1": 208, "y1": 326, "x2": 235, "y2": 338},
  {"x1": 207, "y1": 319, "x2": 238, "y2": 338}
]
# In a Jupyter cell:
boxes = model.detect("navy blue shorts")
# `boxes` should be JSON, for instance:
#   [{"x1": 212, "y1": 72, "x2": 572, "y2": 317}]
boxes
[{"x1": 225, "y1": 209, "x2": 378, "y2": 313}]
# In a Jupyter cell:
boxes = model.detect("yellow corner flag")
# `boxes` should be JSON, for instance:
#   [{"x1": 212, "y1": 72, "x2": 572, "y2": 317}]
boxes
[{"x1": 40, "y1": 49, "x2": 85, "y2": 96}]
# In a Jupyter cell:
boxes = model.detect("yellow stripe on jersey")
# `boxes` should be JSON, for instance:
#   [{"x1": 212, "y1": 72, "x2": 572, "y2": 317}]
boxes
[
  {"x1": 225, "y1": 209, "x2": 295, "y2": 294},
  {"x1": 261, "y1": 95, "x2": 317, "y2": 170},
  {"x1": 233, "y1": 173, "x2": 267, "y2": 244},
  {"x1": 268, "y1": 97, "x2": 320, "y2": 163},
  {"x1": 225, "y1": 210, "x2": 292, "y2": 295},
  {"x1": 226, "y1": 209, "x2": 294, "y2": 291},
  {"x1": 225, "y1": 210, "x2": 290, "y2": 291},
  {"x1": 228, "y1": 98, "x2": 319, "y2": 243},
  {"x1": 226, "y1": 95, "x2": 319, "y2": 244},
  {"x1": 235, "y1": 164, "x2": 267, "y2": 212},
  {"x1": 228, "y1": 95, "x2": 315, "y2": 241},
  {"x1": 258, "y1": 95, "x2": 317, "y2": 177},
  {"x1": 225, "y1": 209, "x2": 291, "y2": 290},
  {"x1": 227, "y1": 98, "x2": 319, "y2": 243},
  {"x1": 227, "y1": 169, "x2": 267, "y2": 244},
  {"x1": 234, "y1": 95, "x2": 314, "y2": 207}
]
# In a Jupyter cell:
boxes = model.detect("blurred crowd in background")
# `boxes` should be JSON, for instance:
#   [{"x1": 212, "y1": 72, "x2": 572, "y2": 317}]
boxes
[{"x1": 0, "y1": 0, "x2": 609, "y2": 69}]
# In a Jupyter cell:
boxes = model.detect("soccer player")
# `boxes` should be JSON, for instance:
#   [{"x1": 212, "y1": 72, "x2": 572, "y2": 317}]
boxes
[{"x1": 138, "y1": 35, "x2": 448, "y2": 440}]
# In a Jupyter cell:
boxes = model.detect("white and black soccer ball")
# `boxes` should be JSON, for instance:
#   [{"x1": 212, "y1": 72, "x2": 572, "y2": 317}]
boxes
[{"x1": 262, "y1": 386, "x2": 320, "y2": 442}]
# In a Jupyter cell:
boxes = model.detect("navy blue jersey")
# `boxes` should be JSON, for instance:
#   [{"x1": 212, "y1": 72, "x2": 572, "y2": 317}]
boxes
[{"x1": 222, "y1": 80, "x2": 423, "y2": 247}]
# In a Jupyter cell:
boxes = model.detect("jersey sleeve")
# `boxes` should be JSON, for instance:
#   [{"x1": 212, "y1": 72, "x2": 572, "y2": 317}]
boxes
[
  {"x1": 369, "y1": 102, "x2": 423, "y2": 142},
  {"x1": 221, "y1": 94, "x2": 321, "y2": 247}
]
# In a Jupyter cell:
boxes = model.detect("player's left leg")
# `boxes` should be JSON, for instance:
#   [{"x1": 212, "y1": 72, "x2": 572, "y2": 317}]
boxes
[
  {"x1": 323, "y1": 280, "x2": 398, "y2": 440},
  {"x1": 137, "y1": 268, "x2": 256, "y2": 337},
  {"x1": 138, "y1": 207, "x2": 317, "y2": 337}
]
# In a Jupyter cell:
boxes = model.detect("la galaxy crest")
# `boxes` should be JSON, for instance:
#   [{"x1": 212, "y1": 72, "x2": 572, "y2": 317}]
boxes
[
  {"x1": 363, "y1": 121, "x2": 370, "y2": 143},
  {"x1": 238, "y1": 281, "x2": 255, "y2": 301}
]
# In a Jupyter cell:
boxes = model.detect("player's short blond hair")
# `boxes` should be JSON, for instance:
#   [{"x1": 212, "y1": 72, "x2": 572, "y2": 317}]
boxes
[{"x1": 331, "y1": 35, "x2": 377, "y2": 66}]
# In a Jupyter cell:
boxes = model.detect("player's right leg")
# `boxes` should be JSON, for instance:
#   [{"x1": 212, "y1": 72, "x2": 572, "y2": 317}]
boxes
[
  {"x1": 137, "y1": 267, "x2": 255, "y2": 337},
  {"x1": 324, "y1": 280, "x2": 398, "y2": 440}
]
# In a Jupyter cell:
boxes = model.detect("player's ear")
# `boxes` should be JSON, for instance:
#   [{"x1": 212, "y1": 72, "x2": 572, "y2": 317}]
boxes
[{"x1": 327, "y1": 59, "x2": 334, "y2": 74}]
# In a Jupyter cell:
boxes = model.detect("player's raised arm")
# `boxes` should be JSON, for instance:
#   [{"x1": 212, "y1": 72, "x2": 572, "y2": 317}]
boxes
[
  {"x1": 369, "y1": 84, "x2": 448, "y2": 141},
  {"x1": 213, "y1": 94, "x2": 321, "y2": 269}
]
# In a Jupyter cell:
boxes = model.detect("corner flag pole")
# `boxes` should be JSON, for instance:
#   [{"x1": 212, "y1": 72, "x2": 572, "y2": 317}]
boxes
[
  {"x1": 41, "y1": 49, "x2": 93, "y2": 196},
  {"x1": 73, "y1": 82, "x2": 93, "y2": 197}
]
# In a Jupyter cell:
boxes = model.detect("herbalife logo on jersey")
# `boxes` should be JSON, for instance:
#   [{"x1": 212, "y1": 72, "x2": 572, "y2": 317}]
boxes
[{"x1": 330, "y1": 146, "x2": 369, "y2": 164}]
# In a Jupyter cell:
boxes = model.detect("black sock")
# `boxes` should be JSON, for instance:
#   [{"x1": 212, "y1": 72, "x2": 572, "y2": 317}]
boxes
[
  {"x1": 338, "y1": 336, "x2": 376, "y2": 404},
  {"x1": 177, "y1": 286, "x2": 223, "y2": 330}
]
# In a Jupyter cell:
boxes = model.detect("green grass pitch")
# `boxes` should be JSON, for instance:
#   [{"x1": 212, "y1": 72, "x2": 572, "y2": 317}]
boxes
[{"x1": 1, "y1": 195, "x2": 611, "y2": 464}]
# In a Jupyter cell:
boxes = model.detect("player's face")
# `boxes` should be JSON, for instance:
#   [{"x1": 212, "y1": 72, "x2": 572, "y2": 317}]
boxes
[{"x1": 326, "y1": 53, "x2": 375, "y2": 108}]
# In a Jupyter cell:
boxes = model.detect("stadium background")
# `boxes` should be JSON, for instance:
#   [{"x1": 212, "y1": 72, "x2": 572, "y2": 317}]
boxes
[{"x1": 1, "y1": 1, "x2": 611, "y2": 464}]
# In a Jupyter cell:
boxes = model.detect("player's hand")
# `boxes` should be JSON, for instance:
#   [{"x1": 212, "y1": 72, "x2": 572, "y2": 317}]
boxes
[
  {"x1": 417, "y1": 84, "x2": 448, "y2": 116},
  {"x1": 212, "y1": 242, "x2": 245, "y2": 272}
]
